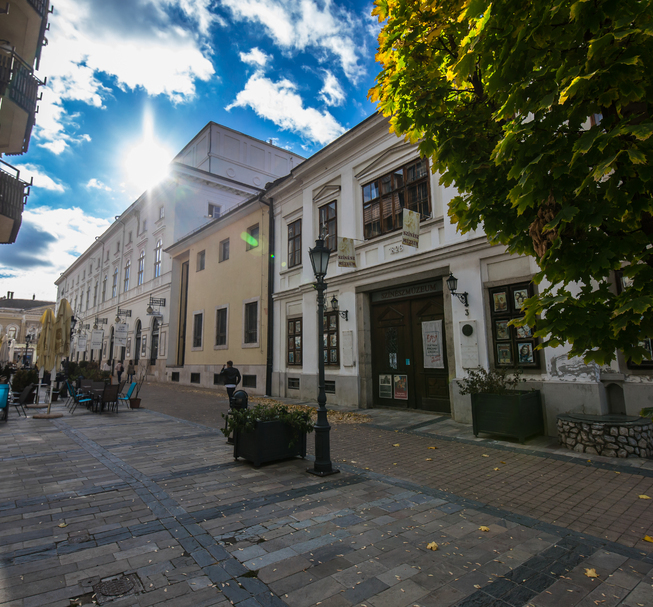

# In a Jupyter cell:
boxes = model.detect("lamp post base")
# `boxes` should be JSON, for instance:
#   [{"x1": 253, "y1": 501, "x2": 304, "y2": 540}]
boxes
[{"x1": 307, "y1": 467, "x2": 340, "y2": 477}]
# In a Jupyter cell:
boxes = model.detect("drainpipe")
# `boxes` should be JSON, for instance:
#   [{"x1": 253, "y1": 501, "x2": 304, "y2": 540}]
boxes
[{"x1": 265, "y1": 196, "x2": 274, "y2": 397}]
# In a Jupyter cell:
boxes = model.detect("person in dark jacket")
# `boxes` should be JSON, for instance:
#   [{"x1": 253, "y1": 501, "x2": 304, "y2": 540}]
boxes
[{"x1": 220, "y1": 361, "x2": 241, "y2": 404}]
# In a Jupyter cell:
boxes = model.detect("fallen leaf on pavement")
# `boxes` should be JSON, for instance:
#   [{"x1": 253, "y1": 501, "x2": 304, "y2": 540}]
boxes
[
  {"x1": 482, "y1": 454, "x2": 489, "y2": 457},
  {"x1": 58, "y1": 523, "x2": 67, "y2": 528},
  {"x1": 428, "y1": 446, "x2": 438, "y2": 450},
  {"x1": 425, "y1": 458, "x2": 432, "y2": 461},
  {"x1": 584, "y1": 568, "x2": 599, "y2": 578},
  {"x1": 493, "y1": 468, "x2": 500, "y2": 471},
  {"x1": 638, "y1": 495, "x2": 651, "y2": 500},
  {"x1": 500, "y1": 461, "x2": 506, "y2": 464},
  {"x1": 393, "y1": 444, "x2": 400, "y2": 447},
  {"x1": 427, "y1": 542, "x2": 438, "y2": 551},
  {"x1": 644, "y1": 536, "x2": 653, "y2": 543},
  {"x1": 479, "y1": 526, "x2": 490, "y2": 532}
]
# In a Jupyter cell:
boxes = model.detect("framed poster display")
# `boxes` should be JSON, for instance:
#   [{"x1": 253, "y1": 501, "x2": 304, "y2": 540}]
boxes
[
  {"x1": 393, "y1": 374, "x2": 408, "y2": 400},
  {"x1": 379, "y1": 374, "x2": 392, "y2": 399},
  {"x1": 517, "y1": 342, "x2": 534, "y2": 364},
  {"x1": 513, "y1": 289, "x2": 528, "y2": 310},
  {"x1": 421, "y1": 320, "x2": 444, "y2": 369},
  {"x1": 497, "y1": 343, "x2": 513, "y2": 365},
  {"x1": 495, "y1": 320, "x2": 510, "y2": 340},
  {"x1": 492, "y1": 291, "x2": 508, "y2": 312}
]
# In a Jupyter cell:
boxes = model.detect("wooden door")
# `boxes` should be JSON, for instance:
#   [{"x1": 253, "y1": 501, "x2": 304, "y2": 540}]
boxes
[{"x1": 411, "y1": 296, "x2": 450, "y2": 413}]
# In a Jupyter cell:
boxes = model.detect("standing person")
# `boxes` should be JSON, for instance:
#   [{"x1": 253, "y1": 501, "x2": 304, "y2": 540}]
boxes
[
  {"x1": 116, "y1": 360, "x2": 124, "y2": 384},
  {"x1": 220, "y1": 361, "x2": 241, "y2": 405},
  {"x1": 127, "y1": 360, "x2": 135, "y2": 383}
]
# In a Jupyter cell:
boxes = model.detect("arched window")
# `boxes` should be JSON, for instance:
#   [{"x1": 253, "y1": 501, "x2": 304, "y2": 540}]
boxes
[
  {"x1": 153, "y1": 240, "x2": 162, "y2": 278},
  {"x1": 86, "y1": 286, "x2": 90, "y2": 310},
  {"x1": 124, "y1": 259, "x2": 131, "y2": 292},
  {"x1": 138, "y1": 251, "x2": 145, "y2": 285},
  {"x1": 112, "y1": 268, "x2": 118, "y2": 298}
]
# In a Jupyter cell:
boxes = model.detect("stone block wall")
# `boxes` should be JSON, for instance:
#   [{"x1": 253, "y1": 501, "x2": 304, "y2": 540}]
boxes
[{"x1": 557, "y1": 417, "x2": 652, "y2": 458}]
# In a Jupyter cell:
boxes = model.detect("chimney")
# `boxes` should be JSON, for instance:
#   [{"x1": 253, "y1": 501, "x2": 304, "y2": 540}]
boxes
[
  {"x1": 7, "y1": 291, "x2": 13, "y2": 299},
  {"x1": 33, "y1": 294, "x2": 35, "y2": 300}
]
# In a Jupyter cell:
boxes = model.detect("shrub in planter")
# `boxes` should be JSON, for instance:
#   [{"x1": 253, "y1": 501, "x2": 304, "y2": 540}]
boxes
[
  {"x1": 223, "y1": 404, "x2": 314, "y2": 467},
  {"x1": 11, "y1": 369, "x2": 39, "y2": 394},
  {"x1": 459, "y1": 368, "x2": 543, "y2": 443}
]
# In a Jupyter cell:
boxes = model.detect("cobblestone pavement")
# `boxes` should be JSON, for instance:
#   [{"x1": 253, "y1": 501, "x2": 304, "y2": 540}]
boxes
[{"x1": 0, "y1": 382, "x2": 652, "y2": 607}]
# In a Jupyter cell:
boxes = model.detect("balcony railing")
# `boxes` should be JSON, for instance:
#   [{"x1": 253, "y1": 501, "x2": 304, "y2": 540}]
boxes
[
  {"x1": 27, "y1": 0, "x2": 48, "y2": 18},
  {"x1": 0, "y1": 159, "x2": 30, "y2": 244}
]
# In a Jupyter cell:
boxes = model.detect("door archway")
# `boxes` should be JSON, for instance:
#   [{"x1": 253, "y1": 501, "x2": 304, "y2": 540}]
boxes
[
  {"x1": 134, "y1": 320, "x2": 141, "y2": 363},
  {"x1": 150, "y1": 318, "x2": 159, "y2": 366}
]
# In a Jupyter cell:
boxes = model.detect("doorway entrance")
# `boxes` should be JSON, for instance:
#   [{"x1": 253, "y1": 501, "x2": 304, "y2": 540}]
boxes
[{"x1": 370, "y1": 280, "x2": 450, "y2": 413}]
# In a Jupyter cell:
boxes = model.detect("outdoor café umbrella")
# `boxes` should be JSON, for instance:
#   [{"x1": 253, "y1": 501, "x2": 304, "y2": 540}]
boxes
[
  {"x1": 0, "y1": 335, "x2": 6, "y2": 364},
  {"x1": 46, "y1": 299, "x2": 73, "y2": 415},
  {"x1": 33, "y1": 306, "x2": 62, "y2": 418}
]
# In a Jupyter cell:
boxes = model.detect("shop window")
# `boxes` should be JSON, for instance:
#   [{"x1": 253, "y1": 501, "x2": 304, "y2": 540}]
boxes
[
  {"x1": 288, "y1": 219, "x2": 302, "y2": 268},
  {"x1": 319, "y1": 201, "x2": 337, "y2": 252},
  {"x1": 616, "y1": 270, "x2": 653, "y2": 369},
  {"x1": 362, "y1": 158, "x2": 430, "y2": 240},
  {"x1": 288, "y1": 318, "x2": 302, "y2": 366},
  {"x1": 323, "y1": 311, "x2": 339, "y2": 365},
  {"x1": 489, "y1": 282, "x2": 539, "y2": 368}
]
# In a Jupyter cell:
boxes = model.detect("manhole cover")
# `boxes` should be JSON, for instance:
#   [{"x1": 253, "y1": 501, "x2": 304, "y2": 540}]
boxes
[{"x1": 94, "y1": 577, "x2": 134, "y2": 596}]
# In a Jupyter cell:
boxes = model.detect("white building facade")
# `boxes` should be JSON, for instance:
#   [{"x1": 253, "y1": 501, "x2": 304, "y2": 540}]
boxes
[
  {"x1": 55, "y1": 123, "x2": 303, "y2": 380},
  {"x1": 268, "y1": 114, "x2": 653, "y2": 436}
]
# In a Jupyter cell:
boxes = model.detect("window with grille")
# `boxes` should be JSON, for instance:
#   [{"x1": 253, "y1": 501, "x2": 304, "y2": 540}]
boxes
[
  {"x1": 246, "y1": 224, "x2": 259, "y2": 250},
  {"x1": 323, "y1": 311, "x2": 339, "y2": 365},
  {"x1": 288, "y1": 219, "x2": 302, "y2": 268},
  {"x1": 288, "y1": 377, "x2": 300, "y2": 390},
  {"x1": 244, "y1": 301, "x2": 258, "y2": 344},
  {"x1": 489, "y1": 282, "x2": 539, "y2": 368},
  {"x1": 242, "y1": 375, "x2": 257, "y2": 388},
  {"x1": 197, "y1": 250, "x2": 205, "y2": 271},
  {"x1": 138, "y1": 251, "x2": 145, "y2": 285},
  {"x1": 193, "y1": 313, "x2": 203, "y2": 348},
  {"x1": 190, "y1": 373, "x2": 200, "y2": 384},
  {"x1": 124, "y1": 260, "x2": 130, "y2": 292},
  {"x1": 215, "y1": 307, "x2": 227, "y2": 346},
  {"x1": 220, "y1": 239, "x2": 229, "y2": 262},
  {"x1": 171, "y1": 372, "x2": 179, "y2": 382},
  {"x1": 319, "y1": 201, "x2": 337, "y2": 252},
  {"x1": 288, "y1": 318, "x2": 302, "y2": 366},
  {"x1": 362, "y1": 158, "x2": 430, "y2": 240},
  {"x1": 154, "y1": 240, "x2": 162, "y2": 278}
]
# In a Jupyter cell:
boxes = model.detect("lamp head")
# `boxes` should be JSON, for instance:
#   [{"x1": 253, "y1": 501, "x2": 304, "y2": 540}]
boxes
[
  {"x1": 446, "y1": 272, "x2": 458, "y2": 293},
  {"x1": 146, "y1": 305, "x2": 153, "y2": 315},
  {"x1": 309, "y1": 237, "x2": 331, "y2": 280},
  {"x1": 330, "y1": 295, "x2": 338, "y2": 311}
]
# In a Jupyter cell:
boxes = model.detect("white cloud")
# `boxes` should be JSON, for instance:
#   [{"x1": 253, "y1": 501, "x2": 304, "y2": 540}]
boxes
[
  {"x1": 220, "y1": 0, "x2": 364, "y2": 81},
  {"x1": 319, "y1": 71, "x2": 345, "y2": 107},
  {"x1": 226, "y1": 73, "x2": 345, "y2": 145},
  {"x1": 12, "y1": 164, "x2": 66, "y2": 192},
  {"x1": 240, "y1": 47, "x2": 270, "y2": 67},
  {"x1": 35, "y1": 0, "x2": 217, "y2": 154},
  {"x1": 86, "y1": 178, "x2": 112, "y2": 192},
  {"x1": 0, "y1": 206, "x2": 112, "y2": 301}
]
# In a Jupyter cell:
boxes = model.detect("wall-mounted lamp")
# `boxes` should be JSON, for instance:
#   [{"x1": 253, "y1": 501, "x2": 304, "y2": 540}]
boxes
[
  {"x1": 330, "y1": 295, "x2": 348, "y2": 321},
  {"x1": 115, "y1": 309, "x2": 131, "y2": 324},
  {"x1": 446, "y1": 273, "x2": 469, "y2": 316},
  {"x1": 147, "y1": 297, "x2": 166, "y2": 315},
  {"x1": 93, "y1": 317, "x2": 107, "y2": 330}
]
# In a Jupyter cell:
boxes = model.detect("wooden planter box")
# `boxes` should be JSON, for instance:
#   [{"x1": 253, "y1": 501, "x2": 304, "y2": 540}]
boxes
[
  {"x1": 234, "y1": 420, "x2": 307, "y2": 467},
  {"x1": 471, "y1": 390, "x2": 543, "y2": 443},
  {"x1": 130, "y1": 398, "x2": 141, "y2": 409}
]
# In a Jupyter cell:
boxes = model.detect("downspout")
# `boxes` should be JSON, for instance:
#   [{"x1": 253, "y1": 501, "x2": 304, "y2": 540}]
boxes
[{"x1": 265, "y1": 196, "x2": 274, "y2": 397}]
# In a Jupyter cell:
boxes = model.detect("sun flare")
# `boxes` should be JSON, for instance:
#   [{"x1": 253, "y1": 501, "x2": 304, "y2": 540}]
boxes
[{"x1": 123, "y1": 138, "x2": 172, "y2": 194}]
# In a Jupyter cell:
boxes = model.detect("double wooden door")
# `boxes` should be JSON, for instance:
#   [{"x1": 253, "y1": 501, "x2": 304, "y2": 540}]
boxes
[{"x1": 371, "y1": 294, "x2": 450, "y2": 413}]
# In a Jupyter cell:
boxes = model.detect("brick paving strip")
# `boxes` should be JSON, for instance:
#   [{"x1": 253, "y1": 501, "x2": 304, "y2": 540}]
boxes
[{"x1": 0, "y1": 397, "x2": 650, "y2": 606}]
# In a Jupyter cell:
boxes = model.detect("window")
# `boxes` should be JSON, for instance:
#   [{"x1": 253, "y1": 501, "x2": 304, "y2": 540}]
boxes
[
  {"x1": 102, "y1": 275, "x2": 107, "y2": 303},
  {"x1": 242, "y1": 375, "x2": 257, "y2": 388},
  {"x1": 154, "y1": 240, "x2": 162, "y2": 278},
  {"x1": 124, "y1": 260, "x2": 130, "y2": 292},
  {"x1": 190, "y1": 373, "x2": 200, "y2": 384},
  {"x1": 215, "y1": 307, "x2": 227, "y2": 346},
  {"x1": 362, "y1": 158, "x2": 430, "y2": 240},
  {"x1": 93, "y1": 282, "x2": 98, "y2": 307},
  {"x1": 616, "y1": 270, "x2": 653, "y2": 369},
  {"x1": 208, "y1": 203, "x2": 221, "y2": 218},
  {"x1": 193, "y1": 312, "x2": 203, "y2": 348},
  {"x1": 246, "y1": 224, "x2": 259, "y2": 251},
  {"x1": 127, "y1": 231, "x2": 132, "y2": 244},
  {"x1": 85, "y1": 287, "x2": 90, "y2": 311},
  {"x1": 116, "y1": 241, "x2": 120, "y2": 253},
  {"x1": 288, "y1": 219, "x2": 302, "y2": 268},
  {"x1": 159, "y1": 206, "x2": 165, "y2": 220},
  {"x1": 323, "y1": 311, "x2": 339, "y2": 365},
  {"x1": 319, "y1": 201, "x2": 337, "y2": 252},
  {"x1": 220, "y1": 238, "x2": 230, "y2": 262},
  {"x1": 288, "y1": 377, "x2": 300, "y2": 390},
  {"x1": 171, "y1": 372, "x2": 179, "y2": 382},
  {"x1": 288, "y1": 318, "x2": 302, "y2": 366},
  {"x1": 197, "y1": 250, "x2": 205, "y2": 272},
  {"x1": 138, "y1": 250, "x2": 145, "y2": 285},
  {"x1": 489, "y1": 282, "x2": 539, "y2": 368},
  {"x1": 112, "y1": 268, "x2": 118, "y2": 298},
  {"x1": 106, "y1": 250, "x2": 109, "y2": 262},
  {"x1": 142, "y1": 219, "x2": 148, "y2": 233},
  {"x1": 244, "y1": 301, "x2": 258, "y2": 344}
]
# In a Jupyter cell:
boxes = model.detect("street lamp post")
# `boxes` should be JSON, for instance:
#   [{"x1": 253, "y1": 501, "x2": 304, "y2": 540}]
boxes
[{"x1": 307, "y1": 236, "x2": 339, "y2": 477}]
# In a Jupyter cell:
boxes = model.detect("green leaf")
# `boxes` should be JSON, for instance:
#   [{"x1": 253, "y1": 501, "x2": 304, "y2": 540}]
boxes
[{"x1": 626, "y1": 149, "x2": 647, "y2": 164}]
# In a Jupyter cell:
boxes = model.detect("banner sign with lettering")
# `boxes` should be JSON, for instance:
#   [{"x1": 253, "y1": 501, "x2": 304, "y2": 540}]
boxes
[
  {"x1": 77, "y1": 335, "x2": 88, "y2": 352},
  {"x1": 337, "y1": 237, "x2": 356, "y2": 268},
  {"x1": 402, "y1": 209, "x2": 420, "y2": 248},
  {"x1": 114, "y1": 323, "x2": 128, "y2": 347},
  {"x1": 422, "y1": 320, "x2": 444, "y2": 369},
  {"x1": 90, "y1": 330, "x2": 104, "y2": 350}
]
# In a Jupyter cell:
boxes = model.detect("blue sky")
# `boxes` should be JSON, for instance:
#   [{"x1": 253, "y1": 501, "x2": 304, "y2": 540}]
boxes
[{"x1": 0, "y1": 0, "x2": 382, "y2": 300}]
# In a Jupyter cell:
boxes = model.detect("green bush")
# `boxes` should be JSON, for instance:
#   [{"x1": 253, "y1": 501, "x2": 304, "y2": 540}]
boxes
[
  {"x1": 11, "y1": 369, "x2": 39, "y2": 393},
  {"x1": 222, "y1": 404, "x2": 314, "y2": 446},
  {"x1": 458, "y1": 367, "x2": 524, "y2": 396}
]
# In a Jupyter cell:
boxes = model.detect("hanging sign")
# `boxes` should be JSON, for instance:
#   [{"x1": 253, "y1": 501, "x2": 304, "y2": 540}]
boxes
[
  {"x1": 393, "y1": 374, "x2": 408, "y2": 400},
  {"x1": 114, "y1": 323, "x2": 128, "y2": 347},
  {"x1": 402, "y1": 209, "x2": 420, "y2": 248},
  {"x1": 422, "y1": 320, "x2": 444, "y2": 369},
  {"x1": 90, "y1": 330, "x2": 104, "y2": 350},
  {"x1": 77, "y1": 335, "x2": 88, "y2": 351},
  {"x1": 337, "y1": 237, "x2": 356, "y2": 268}
]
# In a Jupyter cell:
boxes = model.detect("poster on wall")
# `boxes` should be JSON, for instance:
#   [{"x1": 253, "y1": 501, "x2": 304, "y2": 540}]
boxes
[
  {"x1": 402, "y1": 209, "x2": 420, "y2": 248},
  {"x1": 422, "y1": 320, "x2": 444, "y2": 369},
  {"x1": 379, "y1": 374, "x2": 393, "y2": 399},
  {"x1": 114, "y1": 323, "x2": 128, "y2": 347},
  {"x1": 90, "y1": 330, "x2": 104, "y2": 350},
  {"x1": 337, "y1": 237, "x2": 357, "y2": 268},
  {"x1": 393, "y1": 374, "x2": 408, "y2": 400},
  {"x1": 141, "y1": 336, "x2": 147, "y2": 357}
]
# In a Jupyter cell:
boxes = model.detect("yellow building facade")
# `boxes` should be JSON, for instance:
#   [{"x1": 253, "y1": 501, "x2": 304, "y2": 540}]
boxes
[{"x1": 165, "y1": 196, "x2": 270, "y2": 394}]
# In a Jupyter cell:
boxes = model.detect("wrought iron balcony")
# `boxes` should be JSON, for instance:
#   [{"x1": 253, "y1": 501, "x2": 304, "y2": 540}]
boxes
[
  {"x1": 27, "y1": 0, "x2": 49, "y2": 18},
  {"x1": 0, "y1": 159, "x2": 31, "y2": 244}
]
